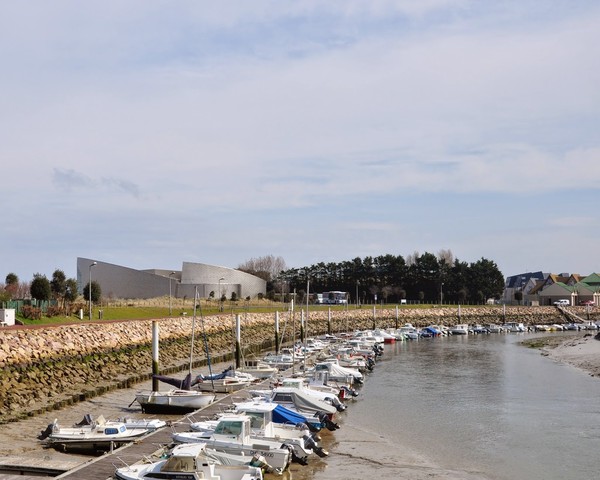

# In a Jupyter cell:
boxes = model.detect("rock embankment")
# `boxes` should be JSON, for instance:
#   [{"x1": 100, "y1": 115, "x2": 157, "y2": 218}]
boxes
[{"x1": 0, "y1": 306, "x2": 594, "y2": 423}]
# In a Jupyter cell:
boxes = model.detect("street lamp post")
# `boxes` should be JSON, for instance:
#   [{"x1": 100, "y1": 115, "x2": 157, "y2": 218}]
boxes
[
  {"x1": 440, "y1": 282, "x2": 444, "y2": 305},
  {"x1": 169, "y1": 271, "x2": 176, "y2": 316},
  {"x1": 356, "y1": 281, "x2": 360, "y2": 309},
  {"x1": 88, "y1": 261, "x2": 97, "y2": 320},
  {"x1": 219, "y1": 277, "x2": 225, "y2": 312}
]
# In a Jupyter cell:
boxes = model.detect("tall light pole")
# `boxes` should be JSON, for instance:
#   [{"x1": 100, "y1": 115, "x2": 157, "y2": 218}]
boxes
[
  {"x1": 356, "y1": 280, "x2": 360, "y2": 309},
  {"x1": 440, "y1": 282, "x2": 444, "y2": 305},
  {"x1": 219, "y1": 277, "x2": 225, "y2": 312},
  {"x1": 88, "y1": 261, "x2": 97, "y2": 320},
  {"x1": 169, "y1": 271, "x2": 176, "y2": 316}
]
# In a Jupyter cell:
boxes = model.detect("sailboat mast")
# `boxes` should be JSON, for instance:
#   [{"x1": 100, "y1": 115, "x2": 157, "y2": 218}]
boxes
[{"x1": 190, "y1": 286, "x2": 198, "y2": 374}]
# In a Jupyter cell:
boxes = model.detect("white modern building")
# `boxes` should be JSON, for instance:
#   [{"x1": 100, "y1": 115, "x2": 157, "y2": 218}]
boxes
[{"x1": 76, "y1": 258, "x2": 266, "y2": 300}]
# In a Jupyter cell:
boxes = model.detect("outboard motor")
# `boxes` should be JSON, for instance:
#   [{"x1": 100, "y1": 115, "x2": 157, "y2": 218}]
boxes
[
  {"x1": 317, "y1": 411, "x2": 340, "y2": 431},
  {"x1": 282, "y1": 443, "x2": 308, "y2": 466},
  {"x1": 303, "y1": 434, "x2": 329, "y2": 458},
  {"x1": 366, "y1": 357, "x2": 376, "y2": 371},
  {"x1": 340, "y1": 385, "x2": 359, "y2": 398},
  {"x1": 250, "y1": 455, "x2": 281, "y2": 475},
  {"x1": 328, "y1": 395, "x2": 346, "y2": 412},
  {"x1": 38, "y1": 423, "x2": 54, "y2": 440},
  {"x1": 300, "y1": 421, "x2": 321, "y2": 433}
]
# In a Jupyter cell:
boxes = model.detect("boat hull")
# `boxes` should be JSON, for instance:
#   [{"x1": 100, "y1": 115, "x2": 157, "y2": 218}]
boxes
[{"x1": 136, "y1": 390, "x2": 215, "y2": 414}]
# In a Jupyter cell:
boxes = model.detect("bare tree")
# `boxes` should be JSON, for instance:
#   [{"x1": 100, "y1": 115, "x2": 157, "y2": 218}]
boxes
[
  {"x1": 405, "y1": 251, "x2": 420, "y2": 266},
  {"x1": 438, "y1": 249, "x2": 454, "y2": 267},
  {"x1": 238, "y1": 255, "x2": 287, "y2": 282}
]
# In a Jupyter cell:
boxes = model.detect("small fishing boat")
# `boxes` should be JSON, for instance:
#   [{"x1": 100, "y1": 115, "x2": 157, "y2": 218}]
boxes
[
  {"x1": 135, "y1": 387, "x2": 216, "y2": 414},
  {"x1": 262, "y1": 352, "x2": 295, "y2": 370},
  {"x1": 450, "y1": 324, "x2": 469, "y2": 335},
  {"x1": 194, "y1": 366, "x2": 254, "y2": 394},
  {"x1": 114, "y1": 442, "x2": 265, "y2": 480},
  {"x1": 173, "y1": 415, "x2": 293, "y2": 471},
  {"x1": 237, "y1": 359, "x2": 278, "y2": 379},
  {"x1": 38, "y1": 415, "x2": 149, "y2": 453},
  {"x1": 181, "y1": 400, "x2": 327, "y2": 462}
]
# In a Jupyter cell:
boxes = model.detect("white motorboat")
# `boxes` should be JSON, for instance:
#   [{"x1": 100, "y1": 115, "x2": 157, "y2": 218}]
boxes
[
  {"x1": 396, "y1": 325, "x2": 420, "y2": 340},
  {"x1": 503, "y1": 322, "x2": 526, "y2": 333},
  {"x1": 352, "y1": 330, "x2": 385, "y2": 344},
  {"x1": 184, "y1": 400, "x2": 327, "y2": 461},
  {"x1": 485, "y1": 323, "x2": 503, "y2": 333},
  {"x1": 312, "y1": 360, "x2": 363, "y2": 385},
  {"x1": 250, "y1": 386, "x2": 338, "y2": 420},
  {"x1": 78, "y1": 414, "x2": 166, "y2": 432},
  {"x1": 373, "y1": 329, "x2": 397, "y2": 343},
  {"x1": 135, "y1": 388, "x2": 216, "y2": 414},
  {"x1": 38, "y1": 415, "x2": 150, "y2": 453},
  {"x1": 194, "y1": 367, "x2": 254, "y2": 394},
  {"x1": 275, "y1": 377, "x2": 346, "y2": 411},
  {"x1": 173, "y1": 415, "x2": 293, "y2": 471},
  {"x1": 262, "y1": 352, "x2": 295, "y2": 370},
  {"x1": 450, "y1": 324, "x2": 469, "y2": 335},
  {"x1": 237, "y1": 360, "x2": 278, "y2": 379},
  {"x1": 114, "y1": 442, "x2": 265, "y2": 480},
  {"x1": 345, "y1": 339, "x2": 379, "y2": 356}
]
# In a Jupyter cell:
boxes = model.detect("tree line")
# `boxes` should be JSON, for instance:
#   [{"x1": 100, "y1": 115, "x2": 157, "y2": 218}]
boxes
[
  {"x1": 241, "y1": 251, "x2": 505, "y2": 305},
  {"x1": 0, "y1": 271, "x2": 101, "y2": 318}
]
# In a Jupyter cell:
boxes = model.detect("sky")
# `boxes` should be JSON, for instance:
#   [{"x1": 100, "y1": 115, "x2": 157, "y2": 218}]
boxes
[{"x1": 1, "y1": 0, "x2": 599, "y2": 284}]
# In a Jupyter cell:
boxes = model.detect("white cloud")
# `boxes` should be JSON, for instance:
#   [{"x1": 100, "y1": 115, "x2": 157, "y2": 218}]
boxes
[{"x1": 1, "y1": 1, "x2": 600, "y2": 280}]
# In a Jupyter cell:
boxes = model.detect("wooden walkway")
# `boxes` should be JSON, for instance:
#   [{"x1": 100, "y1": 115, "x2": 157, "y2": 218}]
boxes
[{"x1": 54, "y1": 381, "x2": 273, "y2": 480}]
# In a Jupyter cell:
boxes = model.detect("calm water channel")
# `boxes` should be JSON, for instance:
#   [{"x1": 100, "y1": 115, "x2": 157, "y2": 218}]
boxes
[{"x1": 311, "y1": 333, "x2": 600, "y2": 480}]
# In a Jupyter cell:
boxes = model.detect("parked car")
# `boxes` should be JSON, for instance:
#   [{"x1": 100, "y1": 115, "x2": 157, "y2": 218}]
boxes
[
  {"x1": 553, "y1": 299, "x2": 570, "y2": 306},
  {"x1": 579, "y1": 300, "x2": 595, "y2": 306}
]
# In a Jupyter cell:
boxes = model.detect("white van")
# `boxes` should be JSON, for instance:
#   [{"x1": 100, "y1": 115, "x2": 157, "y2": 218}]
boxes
[{"x1": 553, "y1": 299, "x2": 570, "y2": 306}]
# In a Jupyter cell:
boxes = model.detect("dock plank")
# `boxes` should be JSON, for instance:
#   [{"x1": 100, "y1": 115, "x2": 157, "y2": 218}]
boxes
[{"x1": 54, "y1": 380, "x2": 273, "y2": 480}]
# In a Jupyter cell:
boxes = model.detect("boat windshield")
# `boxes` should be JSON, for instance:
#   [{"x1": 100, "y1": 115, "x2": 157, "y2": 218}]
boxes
[
  {"x1": 245, "y1": 412, "x2": 265, "y2": 429},
  {"x1": 162, "y1": 455, "x2": 195, "y2": 472},
  {"x1": 214, "y1": 421, "x2": 243, "y2": 436}
]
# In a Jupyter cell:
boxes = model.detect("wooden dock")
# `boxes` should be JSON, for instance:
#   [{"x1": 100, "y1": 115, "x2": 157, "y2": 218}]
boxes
[
  {"x1": 53, "y1": 382, "x2": 272, "y2": 480},
  {"x1": 30, "y1": 379, "x2": 271, "y2": 480}
]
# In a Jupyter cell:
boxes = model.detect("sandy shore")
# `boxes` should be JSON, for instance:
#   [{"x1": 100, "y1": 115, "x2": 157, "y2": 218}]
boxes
[{"x1": 534, "y1": 331, "x2": 600, "y2": 377}]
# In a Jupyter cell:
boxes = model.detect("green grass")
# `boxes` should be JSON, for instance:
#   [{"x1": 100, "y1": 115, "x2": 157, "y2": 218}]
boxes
[{"x1": 15, "y1": 301, "x2": 489, "y2": 326}]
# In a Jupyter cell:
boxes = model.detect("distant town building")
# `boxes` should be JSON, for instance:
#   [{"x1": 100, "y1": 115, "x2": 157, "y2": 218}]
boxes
[
  {"x1": 76, "y1": 257, "x2": 266, "y2": 300},
  {"x1": 504, "y1": 271, "x2": 600, "y2": 306}
]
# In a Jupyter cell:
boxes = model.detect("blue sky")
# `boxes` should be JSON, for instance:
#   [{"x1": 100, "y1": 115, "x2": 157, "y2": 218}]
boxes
[{"x1": 2, "y1": 0, "x2": 599, "y2": 283}]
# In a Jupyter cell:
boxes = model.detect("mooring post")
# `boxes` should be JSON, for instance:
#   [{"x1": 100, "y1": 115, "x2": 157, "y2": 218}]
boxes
[
  {"x1": 274, "y1": 311, "x2": 280, "y2": 354},
  {"x1": 235, "y1": 314, "x2": 242, "y2": 368},
  {"x1": 372, "y1": 305, "x2": 376, "y2": 330},
  {"x1": 152, "y1": 320, "x2": 159, "y2": 392}
]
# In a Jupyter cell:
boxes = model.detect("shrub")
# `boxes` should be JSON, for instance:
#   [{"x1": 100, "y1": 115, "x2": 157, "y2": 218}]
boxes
[
  {"x1": 46, "y1": 306, "x2": 63, "y2": 317},
  {"x1": 21, "y1": 305, "x2": 42, "y2": 320}
]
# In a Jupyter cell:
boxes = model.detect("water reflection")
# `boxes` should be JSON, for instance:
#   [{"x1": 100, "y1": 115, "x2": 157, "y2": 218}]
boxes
[{"x1": 312, "y1": 333, "x2": 600, "y2": 480}]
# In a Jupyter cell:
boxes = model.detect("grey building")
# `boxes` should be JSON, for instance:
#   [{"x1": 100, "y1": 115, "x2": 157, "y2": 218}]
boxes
[{"x1": 77, "y1": 258, "x2": 266, "y2": 300}]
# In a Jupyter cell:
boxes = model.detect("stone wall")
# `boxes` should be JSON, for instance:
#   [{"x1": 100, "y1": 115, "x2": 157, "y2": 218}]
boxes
[{"x1": 0, "y1": 306, "x2": 596, "y2": 424}]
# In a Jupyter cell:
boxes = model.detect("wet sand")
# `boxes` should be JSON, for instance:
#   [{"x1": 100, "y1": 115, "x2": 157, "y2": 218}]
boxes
[{"x1": 524, "y1": 331, "x2": 600, "y2": 377}]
